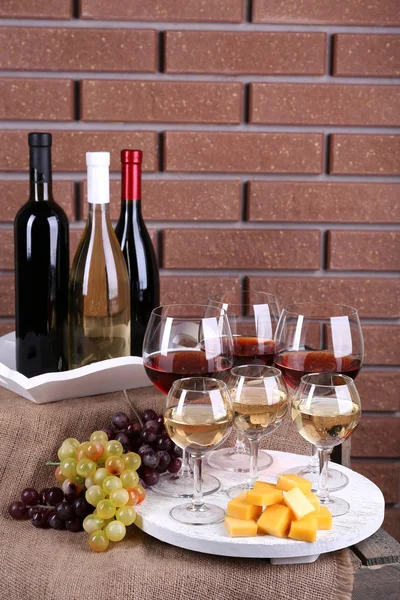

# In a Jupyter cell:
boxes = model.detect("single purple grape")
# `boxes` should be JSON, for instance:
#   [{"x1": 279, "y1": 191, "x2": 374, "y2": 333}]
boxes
[
  {"x1": 73, "y1": 498, "x2": 92, "y2": 519},
  {"x1": 62, "y1": 481, "x2": 80, "y2": 503},
  {"x1": 21, "y1": 488, "x2": 40, "y2": 506},
  {"x1": 55, "y1": 501, "x2": 75, "y2": 521},
  {"x1": 157, "y1": 450, "x2": 171, "y2": 469},
  {"x1": 39, "y1": 488, "x2": 51, "y2": 505},
  {"x1": 31, "y1": 511, "x2": 50, "y2": 529},
  {"x1": 140, "y1": 467, "x2": 159, "y2": 487},
  {"x1": 8, "y1": 501, "x2": 28, "y2": 520},
  {"x1": 114, "y1": 432, "x2": 130, "y2": 447},
  {"x1": 172, "y1": 444, "x2": 183, "y2": 458},
  {"x1": 102, "y1": 426, "x2": 114, "y2": 440},
  {"x1": 168, "y1": 457, "x2": 182, "y2": 474},
  {"x1": 65, "y1": 518, "x2": 83, "y2": 532},
  {"x1": 112, "y1": 412, "x2": 130, "y2": 430},
  {"x1": 126, "y1": 422, "x2": 141, "y2": 439},
  {"x1": 143, "y1": 409, "x2": 157, "y2": 423},
  {"x1": 143, "y1": 419, "x2": 160, "y2": 433},
  {"x1": 47, "y1": 487, "x2": 64, "y2": 506},
  {"x1": 142, "y1": 449, "x2": 160, "y2": 469},
  {"x1": 138, "y1": 444, "x2": 152, "y2": 458},
  {"x1": 156, "y1": 437, "x2": 174, "y2": 452},
  {"x1": 140, "y1": 428, "x2": 157, "y2": 444},
  {"x1": 48, "y1": 510, "x2": 65, "y2": 530}
]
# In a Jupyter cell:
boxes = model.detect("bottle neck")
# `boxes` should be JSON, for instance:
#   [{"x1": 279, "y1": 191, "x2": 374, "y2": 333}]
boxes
[
  {"x1": 29, "y1": 145, "x2": 53, "y2": 202},
  {"x1": 122, "y1": 162, "x2": 141, "y2": 202}
]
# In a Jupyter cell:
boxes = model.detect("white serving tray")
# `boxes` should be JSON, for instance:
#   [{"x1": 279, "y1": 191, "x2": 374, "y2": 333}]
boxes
[
  {"x1": 0, "y1": 332, "x2": 151, "y2": 404},
  {"x1": 135, "y1": 450, "x2": 385, "y2": 565}
]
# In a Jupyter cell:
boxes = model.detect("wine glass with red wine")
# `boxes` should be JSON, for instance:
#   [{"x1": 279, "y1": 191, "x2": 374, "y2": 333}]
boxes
[
  {"x1": 204, "y1": 291, "x2": 281, "y2": 473},
  {"x1": 274, "y1": 302, "x2": 364, "y2": 491},
  {"x1": 142, "y1": 304, "x2": 234, "y2": 497}
]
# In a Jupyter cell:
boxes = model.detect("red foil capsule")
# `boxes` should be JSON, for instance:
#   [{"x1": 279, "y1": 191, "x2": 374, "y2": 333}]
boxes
[{"x1": 121, "y1": 149, "x2": 142, "y2": 200}]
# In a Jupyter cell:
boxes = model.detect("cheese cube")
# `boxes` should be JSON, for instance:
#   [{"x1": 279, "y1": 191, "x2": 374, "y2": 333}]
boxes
[
  {"x1": 246, "y1": 487, "x2": 282, "y2": 507},
  {"x1": 288, "y1": 515, "x2": 318, "y2": 542},
  {"x1": 305, "y1": 492, "x2": 320, "y2": 514},
  {"x1": 254, "y1": 480, "x2": 277, "y2": 489},
  {"x1": 317, "y1": 506, "x2": 332, "y2": 530},
  {"x1": 227, "y1": 493, "x2": 262, "y2": 521},
  {"x1": 257, "y1": 504, "x2": 292, "y2": 538},
  {"x1": 224, "y1": 517, "x2": 258, "y2": 537},
  {"x1": 277, "y1": 474, "x2": 313, "y2": 494},
  {"x1": 282, "y1": 487, "x2": 316, "y2": 520}
]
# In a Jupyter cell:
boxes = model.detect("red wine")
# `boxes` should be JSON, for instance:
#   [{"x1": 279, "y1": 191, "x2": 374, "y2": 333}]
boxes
[
  {"x1": 115, "y1": 150, "x2": 160, "y2": 357},
  {"x1": 233, "y1": 336, "x2": 274, "y2": 367},
  {"x1": 144, "y1": 350, "x2": 232, "y2": 395},
  {"x1": 274, "y1": 351, "x2": 361, "y2": 391},
  {"x1": 14, "y1": 133, "x2": 69, "y2": 377}
]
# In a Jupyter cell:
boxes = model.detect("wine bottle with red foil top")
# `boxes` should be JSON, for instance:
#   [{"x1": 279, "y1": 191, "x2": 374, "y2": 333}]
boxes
[
  {"x1": 115, "y1": 150, "x2": 160, "y2": 357},
  {"x1": 14, "y1": 132, "x2": 69, "y2": 377}
]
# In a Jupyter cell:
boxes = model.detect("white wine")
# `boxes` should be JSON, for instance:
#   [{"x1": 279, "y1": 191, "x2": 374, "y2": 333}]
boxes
[
  {"x1": 292, "y1": 398, "x2": 361, "y2": 449},
  {"x1": 164, "y1": 404, "x2": 233, "y2": 455},
  {"x1": 232, "y1": 384, "x2": 288, "y2": 438},
  {"x1": 69, "y1": 152, "x2": 130, "y2": 369}
]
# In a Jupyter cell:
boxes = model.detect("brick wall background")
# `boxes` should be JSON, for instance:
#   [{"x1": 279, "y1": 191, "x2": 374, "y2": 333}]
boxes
[{"x1": 0, "y1": 1, "x2": 399, "y2": 539}]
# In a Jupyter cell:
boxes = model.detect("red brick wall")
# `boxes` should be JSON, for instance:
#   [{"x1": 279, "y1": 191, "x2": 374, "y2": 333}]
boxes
[{"x1": 0, "y1": 1, "x2": 399, "y2": 539}]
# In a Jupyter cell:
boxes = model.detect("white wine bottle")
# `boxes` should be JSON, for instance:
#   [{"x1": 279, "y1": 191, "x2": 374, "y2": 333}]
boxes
[{"x1": 69, "y1": 152, "x2": 130, "y2": 368}]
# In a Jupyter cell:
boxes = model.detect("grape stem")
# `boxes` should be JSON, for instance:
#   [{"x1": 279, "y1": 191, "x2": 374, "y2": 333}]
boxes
[{"x1": 46, "y1": 461, "x2": 60, "y2": 466}]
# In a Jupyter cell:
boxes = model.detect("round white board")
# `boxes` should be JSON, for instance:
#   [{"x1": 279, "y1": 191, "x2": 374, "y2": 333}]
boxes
[{"x1": 135, "y1": 451, "x2": 384, "y2": 564}]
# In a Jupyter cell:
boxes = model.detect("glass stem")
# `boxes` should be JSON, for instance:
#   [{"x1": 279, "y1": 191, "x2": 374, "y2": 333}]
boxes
[
  {"x1": 234, "y1": 430, "x2": 246, "y2": 454},
  {"x1": 181, "y1": 449, "x2": 192, "y2": 478},
  {"x1": 317, "y1": 448, "x2": 331, "y2": 504},
  {"x1": 191, "y1": 455, "x2": 204, "y2": 510},
  {"x1": 307, "y1": 446, "x2": 319, "y2": 472},
  {"x1": 247, "y1": 439, "x2": 259, "y2": 489}
]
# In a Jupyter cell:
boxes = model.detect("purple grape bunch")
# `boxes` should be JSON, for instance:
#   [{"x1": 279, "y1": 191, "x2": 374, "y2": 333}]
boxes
[{"x1": 105, "y1": 409, "x2": 182, "y2": 488}]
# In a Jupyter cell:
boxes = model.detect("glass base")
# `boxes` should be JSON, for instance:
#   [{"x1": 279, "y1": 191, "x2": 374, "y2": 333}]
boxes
[
  {"x1": 170, "y1": 502, "x2": 225, "y2": 525},
  {"x1": 320, "y1": 496, "x2": 350, "y2": 517},
  {"x1": 151, "y1": 472, "x2": 220, "y2": 498},
  {"x1": 226, "y1": 483, "x2": 252, "y2": 499},
  {"x1": 207, "y1": 448, "x2": 273, "y2": 473},
  {"x1": 282, "y1": 465, "x2": 349, "y2": 492}
]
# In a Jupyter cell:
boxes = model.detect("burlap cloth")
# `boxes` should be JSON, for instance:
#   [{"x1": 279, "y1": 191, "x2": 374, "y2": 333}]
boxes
[{"x1": 0, "y1": 386, "x2": 355, "y2": 600}]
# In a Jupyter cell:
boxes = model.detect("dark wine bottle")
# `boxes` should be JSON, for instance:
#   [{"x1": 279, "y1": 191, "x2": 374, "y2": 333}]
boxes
[
  {"x1": 115, "y1": 150, "x2": 160, "y2": 357},
  {"x1": 14, "y1": 132, "x2": 69, "y2": 377}
]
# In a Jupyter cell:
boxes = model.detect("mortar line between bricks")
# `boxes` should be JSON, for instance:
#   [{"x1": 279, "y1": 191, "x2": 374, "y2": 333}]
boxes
[
  {"x1": 2, "y1": 122, "x2": 400, "y2": 133},
  {"x1": 1, "y1": 72, "x2": 400, "y2": 85},
  {"x1": 352, "y1": 457, "x2": 400, "y2": 463},
  {"x1": 2, "y1": 172, "x2": 400, "y2": 184},
  {"x1": 1, "y1": 19, "x2": 400, "y2": 33},
  {"x1": 359, "y1": 412, "x2": 400, "y2": 418}
]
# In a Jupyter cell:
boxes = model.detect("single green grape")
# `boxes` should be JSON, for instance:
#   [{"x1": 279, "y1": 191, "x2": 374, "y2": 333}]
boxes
[
  {"x1": 63, "y1": 437, "x2": 80, "y2": 449},
  {"x1": 86, "y1": 485, "x2": 105, "y2": 507},
  {"x1": 57, "y1": 442, "x2": 77, "y2": 461},
  {"x1": 102, "y1": 475, "x2": 123, "y2": 495},
  {"x1": 85, "y1": 477, "x2": 95, "y2": 489},
  {"x1": 105, "y1": 456, "x2": 125, "y2": 476},
  {"x1": 83, "y1": 514, "x2": 105, "y2": 534},
  {"x1": 93, "y1": 467, "x2": 108, "y2": 486},
  {"x1": 105, "y1": 520, "x2": 126, "y2": 542},
  {"x1": 116, "y1": 506, "x2": 136, "y2": 526},
  {"x1": 89, "y1": 530, "x2": 109, "y2": 552},
  {"x1": 123, "y1": 452, "x2": 141, "y2": 471},
  {"x1": 59, "y1": 457, "x2": 78, "y2": 479},
  {"x1": 109, "y1": 488, "x2": 129, "y2": 508},
  {"x1": 76, "y1": 458, "x2": 97, "y2": 479},
  {"x1": 90, "y1": 430, "x2": 109, "y2": 444},
  {"x1": 120, "y1": 469, "x2": 139, "y2": 489},
  {"x1": 104, "y1": 440, "x2": 123, "y2": 458},
  {"x1": 96, "y1": 499, "x2": 116, "y2": 520}
]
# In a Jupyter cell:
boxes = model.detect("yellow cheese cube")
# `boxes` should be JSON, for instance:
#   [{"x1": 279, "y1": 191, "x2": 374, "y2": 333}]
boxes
[
  {"x1": 254, "y1": 480, "x2": 277, "y2": 489},
  {"x1": 227, "y1": 493, "x2": 262, "y2": 521},
  {"x1": 288, "y1": 515, "x2": 318, "y2": 542},
  {"x1": 246, "y1": 487, "x2": 283, "y2": 507},
  {"x1": 317, "y1": 506, "x2": 332, "y2": 530},
  {"x1": 277, "y1": 474, "x2": 313, "y2": 494},
  {"x1": 305, "y1": 492, "x2": 320, "y2": 514},
  {"x1": 282, "y1": 487, "x2": 316, "y2": 520},
  {"x1": 257, "y1": 504, "x2": 292, "y2": 538},
  {"x1": 224, "y1": 516, "x2": 258, "y2": 537}
]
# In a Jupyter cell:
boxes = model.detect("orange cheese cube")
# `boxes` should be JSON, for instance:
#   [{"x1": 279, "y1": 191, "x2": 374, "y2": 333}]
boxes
[
  {"x1": 288, "y1": 515, "x2": 318, "y2": 542},
  {"x1": 224, "y1": 516, "x2": 258, "y2": 537},
  {"x1": 227, "y1": 493, "x2": 262, "y2": 521},
  {"x1": 246, "y1": 487, "x2": 282, "y2": 507},
  {"x1": 317, "y1": 506, "x2": 332, "y2": 530},
  {"x1": 257, "y1": 504, "x2": 292, "y2": 538},
  {"x1": 305, "y1": 492, "x2": 320, "y2": 514},
  {"x1": 253, "y1": 480, "x2": 277, "y2": 489},
  {"x1": 282, "y1": 487, "x2": 316, "y2": 520},
  {"x1": 277, "y1": 474, "x2": 313, "y2": 494}
]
